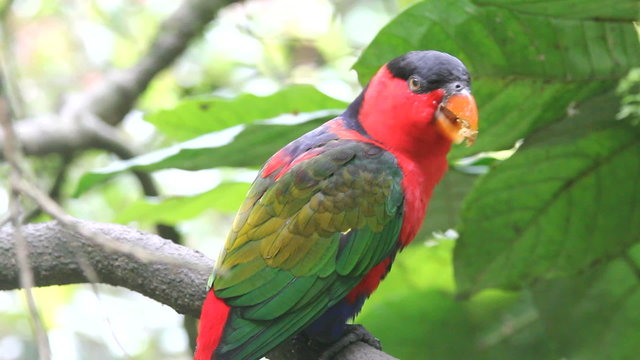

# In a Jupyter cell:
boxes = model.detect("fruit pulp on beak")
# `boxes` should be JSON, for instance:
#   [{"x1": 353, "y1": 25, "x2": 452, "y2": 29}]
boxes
[{"x1": 435, "y1": 91, "x2": 478, "y2": 146}]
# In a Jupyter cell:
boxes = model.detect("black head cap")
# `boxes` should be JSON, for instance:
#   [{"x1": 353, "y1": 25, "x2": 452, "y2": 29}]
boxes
[
  {"x1": 342, "y1": 51, "x2": 471, "y2": 133},
  {"x1": 387, "y1": 50, "x2": 470, "y2": 93}
]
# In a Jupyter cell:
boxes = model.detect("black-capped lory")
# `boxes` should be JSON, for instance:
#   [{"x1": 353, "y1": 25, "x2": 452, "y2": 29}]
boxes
[{"x1": 195, "y1": 50, "x2": 478, "y2": 360}]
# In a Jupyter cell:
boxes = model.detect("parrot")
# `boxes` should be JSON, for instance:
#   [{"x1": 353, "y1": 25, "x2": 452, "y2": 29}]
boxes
[{"x1": 194, "y1": 50, "x2": 478, "y2": 360}]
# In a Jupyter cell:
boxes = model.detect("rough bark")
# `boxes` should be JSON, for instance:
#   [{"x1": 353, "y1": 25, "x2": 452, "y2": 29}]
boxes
[
  {"x1": 0, "y1": 220, "x2": 213, "y2": 317},
  {"x1": 0, "y1": 220, "x2": 397, "y2": 360}
]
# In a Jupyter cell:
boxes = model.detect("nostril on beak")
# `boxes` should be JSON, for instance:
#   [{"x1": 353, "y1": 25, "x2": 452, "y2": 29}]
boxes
[{"x1": 447, "y1": 82, "x2": 465, "y2": 94}]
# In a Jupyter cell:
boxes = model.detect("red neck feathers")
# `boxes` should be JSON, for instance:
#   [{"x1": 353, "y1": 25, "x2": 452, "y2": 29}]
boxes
[{"x1": 359, "y1": 66, "x2": 452, "y2": 246}]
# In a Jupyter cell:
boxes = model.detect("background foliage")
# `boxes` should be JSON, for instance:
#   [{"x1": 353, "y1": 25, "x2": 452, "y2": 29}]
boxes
[{"x1": 1, "y1": 0, "x2": 639, "y2": 359}]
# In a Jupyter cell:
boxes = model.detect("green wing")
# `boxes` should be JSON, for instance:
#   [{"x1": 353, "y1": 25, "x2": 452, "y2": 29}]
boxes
[{"x1": 213, "y1": 140, "x2": 404, "y2": 360}]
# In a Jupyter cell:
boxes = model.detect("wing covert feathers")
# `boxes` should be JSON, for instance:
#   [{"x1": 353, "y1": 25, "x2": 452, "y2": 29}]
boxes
[{"x1": 212, "y1": 139, "x2": 404, "y2": 360}]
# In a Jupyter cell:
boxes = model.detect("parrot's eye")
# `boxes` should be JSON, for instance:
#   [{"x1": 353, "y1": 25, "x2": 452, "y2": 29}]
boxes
[{"x1": 408, "y1": 76, "x2": 422, "y2": 92}]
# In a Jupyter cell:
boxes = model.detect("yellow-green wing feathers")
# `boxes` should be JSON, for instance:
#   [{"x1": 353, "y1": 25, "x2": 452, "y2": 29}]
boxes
[{"x1": 212, "y1": 139, "x2": 404, "y2": 360}]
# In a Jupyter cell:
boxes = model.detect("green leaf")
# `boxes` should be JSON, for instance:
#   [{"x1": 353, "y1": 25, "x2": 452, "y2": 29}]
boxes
[
  {"x1": 354, "y1": 0, "x2": 640, "y2": 157},
  {"x1": 359, "y1": 289, "x2": 476, "y2": 359},
  {"x1": 617, "y1": 67, "x2": 640, "y2": 125},
  {"x1": 418, "y1": 169, "x2": 478, "y2": 238},
  {"x1": 146, "y1": 85, "x2": 347, "y2": 140},
  {"x1": 473, "y1": 0, "x2": 640, "y2": 20},
  {"x1": 114, "y1": 182, "x2": 251, "y2": 225},
  {"x1": 358, "y1": 241, "x2": 552, "y2": 360},
  {"x1": 531, "y1": 245, "x2": 640, "y2": 359},
  {"x1": 356, "y1": 242, "x2": 474, "y2": 359},
  {"x1": 450, "y1": 79, "x2": 607, "y2": 159},
  {"x1": 355, "y1": 0, "x2": 640, "y2": 83},
  {"x1": 454, "y1": 92, "x2": 640, "y2": 295},
  {"x1": 74, "y1": 110, "x2": 339, "y2": 196}
]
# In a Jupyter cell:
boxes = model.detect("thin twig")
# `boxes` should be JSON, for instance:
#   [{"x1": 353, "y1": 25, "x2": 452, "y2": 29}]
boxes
[
  {"x1": 1, "y1": 132, "x2": 190, "y2": 360},
  {"x1": 90, "y1": 283, "x2": 133, "y2": 360},
  {"x1": 1, "y1": 93, "x2": 198, "y2": 360},
  {"x1": 83, "y1": 113, "x2": 184, "y2": 242},
  {"x1": 1, "y1": 90, "x2": 51, "y2": 360},
  {"x1": 0, "y1": 220, "x2": 213, "y2": 316},
  {"x1": 0, "y1": 1, "x2": 236, "y2": 357},
  {"x1": 0, "y1": 0, "x2": 25, "y2": 118},
  {"x1": 75, "y1": 103, "x2": 181, "y2": 358},
  {"x1": 7, "y1": 191, "x2": 51, "y2": 360},
  {"x1": 2, "y1": 109, "x2": 132, "y2": 356},
  {"x1": 0, "y1": 220, "x2": 395, "y2": 360},
  {"x1": 0, "y1": 0, "x2": 241, "y2": 159},
  {"x1": 14, "y1": 179, "x2": 203, "y2": 269},
  {"x1": 24, "y1": 154, "x2": 72, "y2": 223},
  {"x1": 0, "y1": 107, "x2": 190, "y2": 360},
  {"x1": 83, "y1": 0, "x2": 239, "y2": 127}
]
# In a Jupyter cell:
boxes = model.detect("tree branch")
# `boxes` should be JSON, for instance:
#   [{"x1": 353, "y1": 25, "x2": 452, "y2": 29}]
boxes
[
  {"x1": 0, "y1": 0, "x2": 239, "y2": 159},
  {"x1": 0, "y1": 90, "x2": 51, "y2": 359},
  {"x1": 0, "y1": 2, "x2": 232, "y2": 346},
  {"x1": 0, "y1": 220, "x2": 397, "y2": 360},
  {"x1": 81, "y1": 114, "x2": 183, "y2": 241},
  {"x1": 82, "y1": 0, "x2": 237, "y2": 127},
  {"x1": 0, "y1": 220, "x2": 213, "y2": 317}
]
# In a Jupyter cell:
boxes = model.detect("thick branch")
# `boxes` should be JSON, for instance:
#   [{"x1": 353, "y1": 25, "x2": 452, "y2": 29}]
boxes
[
  {"x1": 0, "y1": 220, "x2": 213, "y2": 317},
  {"x1": 84, "y1": 0, "x2": 236, "y2": 126},
  {"x1": 0, "y1": 220, "x2": 396, "y2": 360},
  {"x1": 0, "y1": 0, "x2": 238, "y2": 159}
]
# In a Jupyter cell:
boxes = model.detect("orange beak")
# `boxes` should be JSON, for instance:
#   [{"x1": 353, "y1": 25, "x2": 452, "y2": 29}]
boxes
[{"x1": 435, "y1": 91, "x2": 478, "y2": 146}]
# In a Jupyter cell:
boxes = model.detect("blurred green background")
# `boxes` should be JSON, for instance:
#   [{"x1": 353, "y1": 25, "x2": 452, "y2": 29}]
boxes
[{"x1": 1, "y1": 0, "x2": 639, "y2": 359}]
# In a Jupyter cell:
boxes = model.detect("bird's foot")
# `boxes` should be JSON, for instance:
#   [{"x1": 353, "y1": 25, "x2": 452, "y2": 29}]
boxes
[{"x1": 318, "y1": 324, "x2": 381, "y2": 360}]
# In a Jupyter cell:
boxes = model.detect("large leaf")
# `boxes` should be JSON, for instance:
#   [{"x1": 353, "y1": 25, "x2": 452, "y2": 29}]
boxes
[
  {"x1": 354, "y1": 0, "x2": 640, "y2": 158},
  {"x1": 454, "y1": 93, "x2": 640, "y2": 295},
  {"x1": 418, "y1": 169, "x2": 479, "y2": 238},
  {"x1": 355, "y1": 0, "x2": 639, "y2": 83},
  {"x1": 145, "y1": 85, "x2": 347, "y2": 140},
  {"x1": 460, "y1": 79, "x2": 605, "y2": 159},
  {"x1": 74, "y1": 110, "x2": 339, "y2": 196},
  {"x1": 356, "y1": 242, "x2": 474, "y2": 359},
  {"x1": 358, "y1": 239, "x2": 553, "y2": 360},
  {"x1": 359, "y1": 289, "x2": 476, "y2": 359},
  {"x1": 114, "y1": 182, "x2": 251, "y2": 225},
  {"x1": 531, "y1": 245, "x2": 640, "y2": 359},
  {"x1": 474, "y1": 0, "x2": 640, "y2": 20}
]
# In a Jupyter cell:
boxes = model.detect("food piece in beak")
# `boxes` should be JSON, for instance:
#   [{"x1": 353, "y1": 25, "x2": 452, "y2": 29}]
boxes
[{"x1": 435, "y1": 92, "x2": 479, "y2": 146}]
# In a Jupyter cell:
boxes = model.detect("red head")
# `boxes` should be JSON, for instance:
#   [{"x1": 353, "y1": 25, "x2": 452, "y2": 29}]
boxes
[{"x1": 343, "y1": 51, "x2": 478, "y2": 160}]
